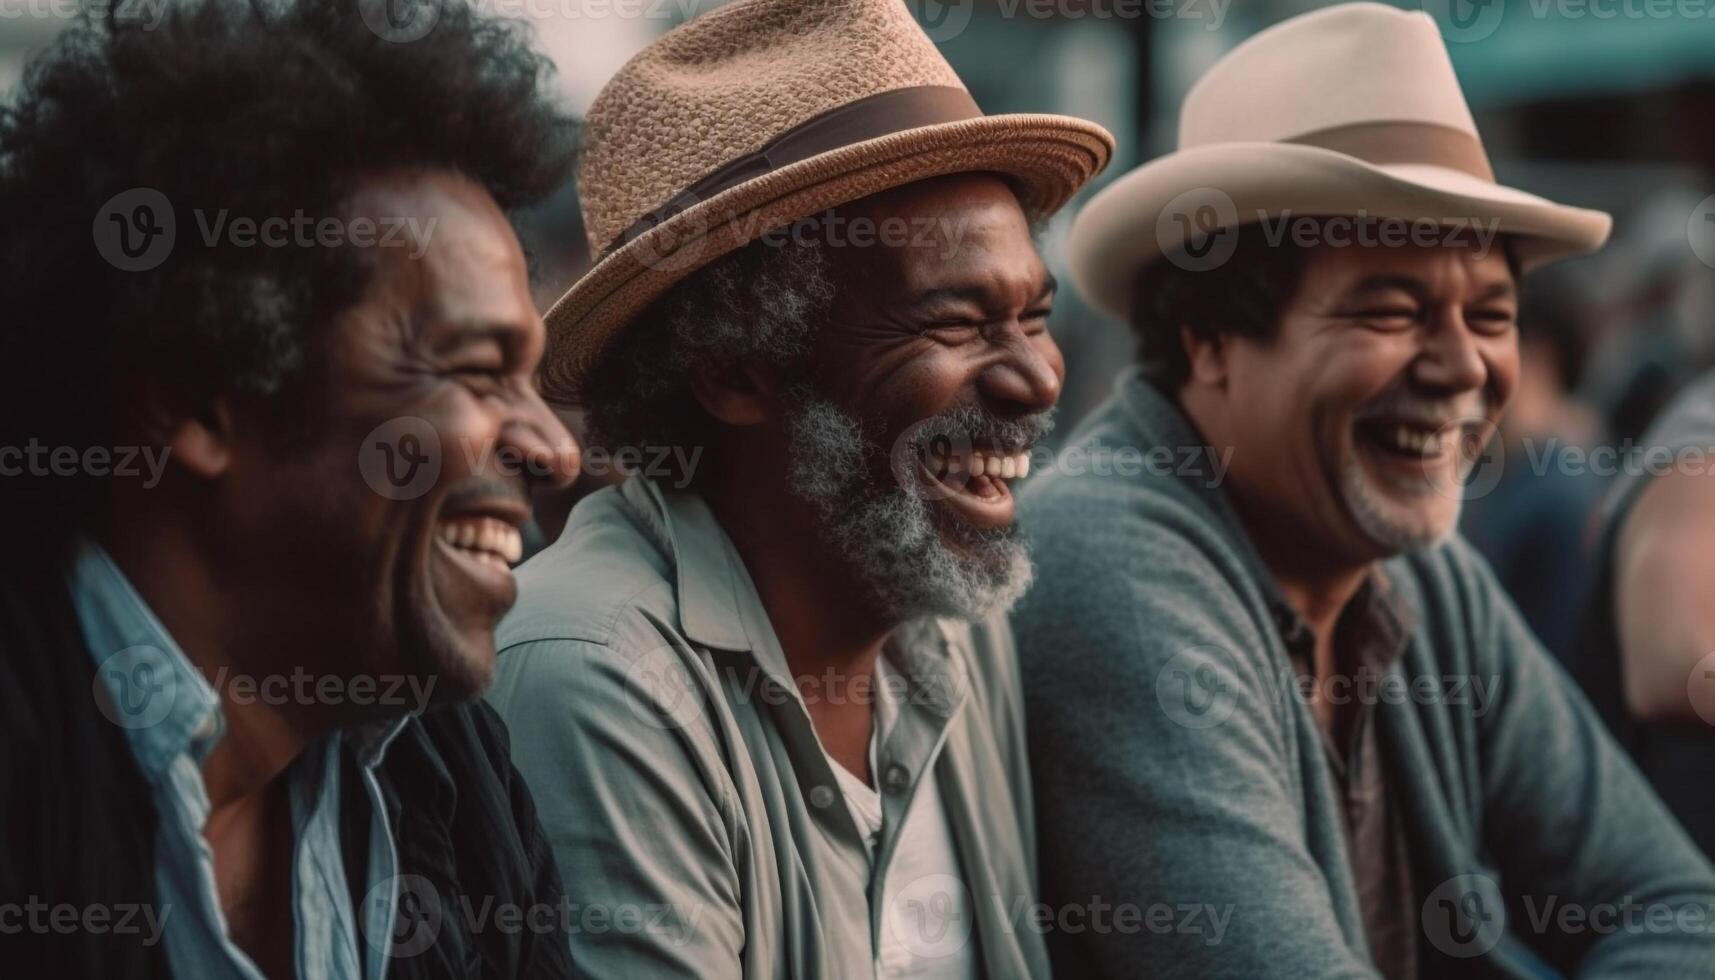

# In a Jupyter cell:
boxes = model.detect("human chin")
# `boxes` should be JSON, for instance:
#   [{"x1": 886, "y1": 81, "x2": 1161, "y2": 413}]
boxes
[
  {"x1": 404, "y1": 486, "x2": 525, "y2": 702},
  {"x1": 789, "y1": 398, "x2": 1033, "y2": 620},
  {"x1": 1344, "y1": 399, "x2": 1491, "y2": 549},
  {"x1": 1338, "y1": 446, "x2": 1461, "y2": 554},
  {"x1": 400, "y1": 549, "x2": 499, "y2": 706}
]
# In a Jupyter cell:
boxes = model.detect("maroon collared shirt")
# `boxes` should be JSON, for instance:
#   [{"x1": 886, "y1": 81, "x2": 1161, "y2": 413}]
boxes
[{"x1": 1276, "y1": 574, "x2": 1419, "y2": 980}]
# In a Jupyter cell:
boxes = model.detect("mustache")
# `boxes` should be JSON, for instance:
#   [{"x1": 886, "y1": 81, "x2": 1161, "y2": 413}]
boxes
[
  {"x1": 1354, "y1": 389, "x2": 1489, "y2": 427},
  {"x1": 907, "y1": 402, "x2": 1057, "y2": 458},
  {"x1": 439, "y1": 475, "x2": 530, "y2": 513}
]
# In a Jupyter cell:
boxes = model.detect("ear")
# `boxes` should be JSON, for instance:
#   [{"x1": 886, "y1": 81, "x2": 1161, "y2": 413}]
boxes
[
  {"x1": 1180, "y1": 324, "x2": 1230, "y2": 390},
  {"x1": 136, "y1": 382, "x2": 236, "y2": 479},
  {"x1": 690, "y1": 362, "x2": 781, "y2": 427}
]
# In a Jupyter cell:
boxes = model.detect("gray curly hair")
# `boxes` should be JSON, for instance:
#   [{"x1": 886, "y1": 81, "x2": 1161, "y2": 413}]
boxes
[{"x1": 582, "y1": 235, "x2": 835, "y2": 460}]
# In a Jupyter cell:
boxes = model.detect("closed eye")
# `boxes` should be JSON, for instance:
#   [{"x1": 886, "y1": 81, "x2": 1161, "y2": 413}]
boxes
[
  {"x1": 1352, "y1": 308, "x2": 1419, "y2": 330},
  {"x1": 1466, "y1": 308, "x2": 1517, "y2": 334},
  {"x1": 450, "y1": 364, "x2": 510, "y2": 394},
  {"x1": 924, "y1": 321, "x2": 982, "y2": 341}
]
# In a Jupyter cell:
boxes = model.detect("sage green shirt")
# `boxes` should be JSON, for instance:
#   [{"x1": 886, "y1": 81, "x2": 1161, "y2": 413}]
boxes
[{"x1": 486, "y1": 477, "x2": 1046, "y2": 979}]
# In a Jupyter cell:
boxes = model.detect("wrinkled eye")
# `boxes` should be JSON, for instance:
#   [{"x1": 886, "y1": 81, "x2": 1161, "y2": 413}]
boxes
[
  {"x1": 1354, "y1": 308, "x2": 1418, "y2": 331},
  {"x1": 925, "y1": 322, "x2": 981, "y2": 342},
  {"x1": 1466, "y1": 309, "x2": 1517, "y2": 335}
]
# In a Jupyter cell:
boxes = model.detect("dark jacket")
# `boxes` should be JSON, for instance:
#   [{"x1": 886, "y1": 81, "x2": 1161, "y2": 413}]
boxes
[{"x1": 0, "y1": 549, "x2": 575, "y2": 979}]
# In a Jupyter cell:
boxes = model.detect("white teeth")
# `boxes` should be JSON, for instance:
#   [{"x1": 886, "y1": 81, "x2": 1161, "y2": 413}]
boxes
[
  {"x1": 931, "y1": 449, "x2": 1034, "y2": 483},
  {"x1": 438, "y1": 516, "x2": 523, "y2": 568},
  {"x1": 1377, "y1": 423, "x2": 1445, "y2": 457},
  {"x1": 497, "y1": 524, "x2": 522, "y2": 563}
]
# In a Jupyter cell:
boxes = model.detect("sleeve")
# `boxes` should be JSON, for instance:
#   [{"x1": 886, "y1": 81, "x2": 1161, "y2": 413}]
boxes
[
  {"x1": 1013, "y1": 498, "x2": 1382, "y2": 980},
  {"x1": 1451, "y1": 541, "x2": 1715, "y2": 975},
  {"x1": 484, "y1": 636, "x2": 745, "y2": 980}
]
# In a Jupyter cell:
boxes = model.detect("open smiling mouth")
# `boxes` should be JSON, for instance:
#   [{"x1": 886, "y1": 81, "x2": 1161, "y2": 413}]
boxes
[
  {"x1": 917, "y1": 444, "x2": 1034, "y2": 530},
  {"x1": 432, "y1": 512, "x2": 526, "y2": 617},
  {"x1": 437, "y1": 514, "x2": 523, "y2": 570},
  {"x1": 1352, "y1": 415, "x2": 1475, "y2": 491}
]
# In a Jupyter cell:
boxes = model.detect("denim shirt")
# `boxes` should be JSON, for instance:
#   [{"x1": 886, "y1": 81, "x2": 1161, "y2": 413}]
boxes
[{"x1": 72, "y1": 542, "x2": 405, "y2": 980}]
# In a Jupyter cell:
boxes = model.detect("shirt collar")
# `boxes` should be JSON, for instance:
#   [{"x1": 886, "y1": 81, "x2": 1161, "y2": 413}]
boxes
[
  {"x1": 69, "y1": 539, "x2": 222, "y2": 781},
  {"x1": 627, "y1": 476, "x2": 969, "y2": 716},
  {"x1": 70, "y1": 539, "x2": 409, "y2": 779},
  {"x1": 348, "y1": 715, "x2": 411, "y2": 771},
  {"x1": 1272, "y1": 569, "x2": 1416, "y2": 672},
  {"x1": 628, "y1": 476, "x2": 766, "y2": 654},
  {"x1": 1119, "y1": 369, "x2": 1418, "y2": 667}
]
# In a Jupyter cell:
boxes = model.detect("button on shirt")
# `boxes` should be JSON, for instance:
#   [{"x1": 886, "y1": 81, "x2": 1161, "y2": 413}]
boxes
[
  {"x1": 827, "y1": 658, "x2": 978, "y2": 980},
  {"x1": 486, "y1": 477, "x2": 1046, "y2": 979},
  {"x1": 72, "y1": 542, "x2": 404, "y2": 980},
  {"x1": 1276, "y1": 575, "x2": 1419, "y2": 980}
]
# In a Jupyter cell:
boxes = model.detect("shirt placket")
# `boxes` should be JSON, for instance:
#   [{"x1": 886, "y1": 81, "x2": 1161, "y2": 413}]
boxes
[{"x1": 868, "y1": 632, "x2": 966, "y2": 978}]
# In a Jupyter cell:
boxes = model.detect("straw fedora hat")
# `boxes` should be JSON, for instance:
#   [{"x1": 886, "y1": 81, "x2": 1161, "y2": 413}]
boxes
[
  {"x1": 1067, "y1": 2, "x2": 1612, "y2": 320},
  {"x1": 540, "y1": 0, "x2": 1115, "y2": 404}
]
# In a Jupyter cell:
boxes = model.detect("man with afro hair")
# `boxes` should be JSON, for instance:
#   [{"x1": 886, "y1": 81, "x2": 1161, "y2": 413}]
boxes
[{"x1": 0, "y1": 1, "x2": 583, "y2": 976}]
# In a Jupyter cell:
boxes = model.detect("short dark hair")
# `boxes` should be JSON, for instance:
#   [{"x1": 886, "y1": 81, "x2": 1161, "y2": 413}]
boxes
[
  {"x1": 1129, "y1": 225, "x2": 1526, "y2": 391},
  {"x1": 1129, "y1": 224, "x2": 1308, "y2": 391},
  {"x1": 0, "y1": 0, "x2": 576, "y2": 538}
]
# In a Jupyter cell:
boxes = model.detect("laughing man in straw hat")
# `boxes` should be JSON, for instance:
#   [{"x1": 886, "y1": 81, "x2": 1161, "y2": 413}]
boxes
[
  {"x1": 1013, "y1": 4, "x2": 1715, "y2": 977},
  {"x1": 486, "y1": 0, "x2": 1112, "y2": 975}
]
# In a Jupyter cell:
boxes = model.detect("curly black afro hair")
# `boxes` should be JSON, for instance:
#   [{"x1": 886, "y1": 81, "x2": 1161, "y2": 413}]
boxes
[
  {"x1": 0, "y1": 6, "x2": 575, "y2": 974},
  {"x1": 0, "y1": 0, "x2": 577, "y2": 538}
]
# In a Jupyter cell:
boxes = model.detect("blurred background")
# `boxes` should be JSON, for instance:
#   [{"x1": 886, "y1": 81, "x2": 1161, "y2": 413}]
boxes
[{"x1": 7, "y1": 0, "x2": 1715, "y2": 659}]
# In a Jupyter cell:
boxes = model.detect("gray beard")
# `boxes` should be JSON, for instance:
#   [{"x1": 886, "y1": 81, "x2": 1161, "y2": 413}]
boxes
[
  {"x1": 1339, "y1": 453, "x2": 1459, "y2": 554},
  {"x1": 785, "y1": 397, "x2": 1035, "y2": 623}
]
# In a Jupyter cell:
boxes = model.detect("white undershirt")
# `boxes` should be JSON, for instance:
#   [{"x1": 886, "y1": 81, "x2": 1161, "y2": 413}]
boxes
[{"x1": 827, "y1": 658, "x2": 979, "y2": 980}]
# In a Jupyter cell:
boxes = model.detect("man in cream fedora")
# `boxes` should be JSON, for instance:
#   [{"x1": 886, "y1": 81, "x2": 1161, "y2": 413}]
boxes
[
  {"x1": 1014, "y1": 3, "x2": 1715, "y2": 977},
  {"x1": 486, "y1": 0, "x2": 1112, "y2": 975}
]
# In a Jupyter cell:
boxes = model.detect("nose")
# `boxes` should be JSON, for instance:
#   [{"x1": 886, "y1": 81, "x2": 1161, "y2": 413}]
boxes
[
  {"x1": 506, "y1": 393, "x2": 580, "y2": 491},
  {"x1": 977, "y1": 330, "x2": 1063, "y2": 415},
  {"x1": 1411, "y1": 309, "x2": 1488, "y2": 394}
]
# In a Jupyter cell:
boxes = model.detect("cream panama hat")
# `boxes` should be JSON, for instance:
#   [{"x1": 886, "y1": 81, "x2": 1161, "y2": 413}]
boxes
[
  {"x1": 540, "y1": 0, "x2": 1115, "y2": 404},
  {"x1": 1066, "y1": 2, "x2": 1612, "y2": 320}
]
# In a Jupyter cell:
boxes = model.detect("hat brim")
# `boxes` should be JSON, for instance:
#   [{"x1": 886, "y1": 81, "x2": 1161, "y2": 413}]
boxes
[
  {"x1": 1067, "y1": 142, "x2": 1614, "y2": 320},
  {"x1": 540, "y1": 113, "x2": 1114, "y2": 405}
]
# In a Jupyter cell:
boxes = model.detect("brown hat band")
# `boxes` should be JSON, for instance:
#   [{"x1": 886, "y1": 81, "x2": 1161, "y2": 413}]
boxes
[
  {"x1": 602, "y1": 84, "x2": 984, "y2": 257},
  {"x1": 1283, "y1": 120, "x2": 1496, "y2": 183}
]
